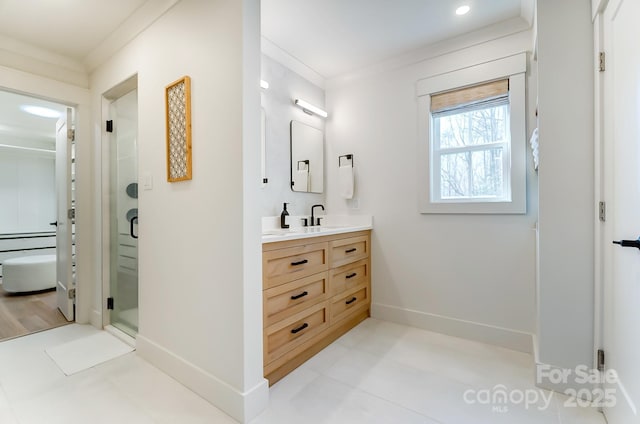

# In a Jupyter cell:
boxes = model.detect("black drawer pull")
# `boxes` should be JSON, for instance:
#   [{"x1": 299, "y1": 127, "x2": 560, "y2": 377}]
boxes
[
  {"x1": 345, "y1": 297, "x2": 357, "y2": 305},
  {"x1": 291, "y1": 259, "x2": 308, "y2": 266},
  {"x1": 290, "y1": 323, "x2": 309, "y2": 334},
  {"x1": 345, "y1": 248, "x2": 357, "y2": 253},
  {"x1": 290, "y1": 291, "x2": 309, "y2": 300},
  {"x1": 345, "y1": 273, "x2": 357, "y2": 279}
]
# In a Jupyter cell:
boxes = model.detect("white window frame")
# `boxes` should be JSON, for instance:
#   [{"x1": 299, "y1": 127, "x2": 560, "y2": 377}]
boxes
[{"x1": 417, "y1": 53, "x2": 527, "y2": 214}]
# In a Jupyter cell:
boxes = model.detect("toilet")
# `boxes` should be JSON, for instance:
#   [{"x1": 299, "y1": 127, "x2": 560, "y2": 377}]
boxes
[{"x1": 2, "y1": 255, "x2": 56, "y2": 293}]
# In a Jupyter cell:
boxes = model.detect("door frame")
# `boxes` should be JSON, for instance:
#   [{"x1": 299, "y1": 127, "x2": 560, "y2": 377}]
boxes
[
  {"x1": 100, "y1": 75, "x2": 139, "y2": 330},
  {"x1": 593, "y1": 0, "x2": 639, "y2": 419},
  {"x1": 592, "y1": 0, "x2": 606, "y2": 384},
  {"x1": 0, "y1": 70, "x2": 93, "y2": 325}
]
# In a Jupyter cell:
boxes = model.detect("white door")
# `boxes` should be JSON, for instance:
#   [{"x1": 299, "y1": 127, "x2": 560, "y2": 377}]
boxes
[
  {"x1": 602, "y1": 0, "x2": 640, "y2": 421},
  {"x1": 55, "y1": 108, "x2": 74, "y2": 321}
]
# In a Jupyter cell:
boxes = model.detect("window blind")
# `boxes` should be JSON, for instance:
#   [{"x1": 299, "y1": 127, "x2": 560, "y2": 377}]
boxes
[{"x1": 430, "y1": 79, "x2": 509, "y2": 113}]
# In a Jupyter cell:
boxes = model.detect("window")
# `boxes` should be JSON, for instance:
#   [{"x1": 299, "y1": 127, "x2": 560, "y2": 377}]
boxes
[
  {"x1": 432, "y1": 80, "x2": 510, "y2": 202},
  {"x1": 417, "y1": 54, "x2": 526, "y2": 214}
]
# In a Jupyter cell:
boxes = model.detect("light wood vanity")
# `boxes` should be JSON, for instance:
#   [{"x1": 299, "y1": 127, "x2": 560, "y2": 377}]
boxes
[{"x1": 262, "y1": 230, "x2": 371, "y2": 384}]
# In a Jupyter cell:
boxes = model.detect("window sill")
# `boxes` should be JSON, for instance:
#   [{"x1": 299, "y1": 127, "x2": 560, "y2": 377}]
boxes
[{"x1": 418, "y1": 199, "x2": 526, "y2": 214}]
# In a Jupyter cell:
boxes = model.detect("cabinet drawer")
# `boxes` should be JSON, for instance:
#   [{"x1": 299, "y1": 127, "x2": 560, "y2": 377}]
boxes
[
  {"x1": 330, "y1": 259, "x2": 369, "y2": 296},
  {"x1": 263, "y1": 242, "x2": 329, "y2": 288},
  {"x1": 329, "y1": 235, "x2": 369, "y2": 268},
  {"x1": 330, "y1": 285, "x2": 369, "y2": 323},
  {"x1": 264, "y1": 272, "x2": 328, "y2": 327},
  {"x1": 264, "y1": 302, "x2": 329, "y2": 364}
]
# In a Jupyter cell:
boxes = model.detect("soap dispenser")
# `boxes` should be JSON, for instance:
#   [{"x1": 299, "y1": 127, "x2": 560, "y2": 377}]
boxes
[{"x1": 280, "y1": 203, "x2": 290, "y2": 229}]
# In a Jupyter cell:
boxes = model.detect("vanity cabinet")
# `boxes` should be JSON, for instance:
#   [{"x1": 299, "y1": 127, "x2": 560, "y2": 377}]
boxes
[{"x1": 262, "y1": 230, "x2": 371, "y2": 384}]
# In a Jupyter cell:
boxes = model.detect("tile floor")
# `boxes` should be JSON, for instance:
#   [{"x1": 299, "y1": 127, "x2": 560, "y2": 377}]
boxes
[
  {"x1": 0, "y1": 324, "x2": 236, "y2": 424},
  {"x1": 254, "y1": 319, "x2": 607, "y2": 424},
  {"x1": 0, "y1": 319, "x2": 607, "y2": 424}
]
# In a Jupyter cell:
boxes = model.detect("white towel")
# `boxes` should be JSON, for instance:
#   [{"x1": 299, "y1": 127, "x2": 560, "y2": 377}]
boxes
[
  {"x1": 295, "y1": 169, "x2": 309, "y2": 191},
  {"x1": 339, "y1": 165, "x2": 354, "y2": 199},
  {"x1": 529, "y1": 128, "x2": 539, "y2": 171}
]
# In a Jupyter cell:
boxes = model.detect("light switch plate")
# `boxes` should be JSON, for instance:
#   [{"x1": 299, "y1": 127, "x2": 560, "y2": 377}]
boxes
[{"x1": 142, "y1": 173, "x2": 153, "y2": 190}]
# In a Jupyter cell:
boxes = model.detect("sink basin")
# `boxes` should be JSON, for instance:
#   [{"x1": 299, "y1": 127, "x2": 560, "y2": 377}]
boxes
[
  {"x1": 262, "y1": 224, "x2": 365, "y2": 238},
  {"x1": 262, "y1": 226, "x2": 349, "y2": 236},
  {"x1": 261, "y1": 215, "x2": 372, "y2": 243}
]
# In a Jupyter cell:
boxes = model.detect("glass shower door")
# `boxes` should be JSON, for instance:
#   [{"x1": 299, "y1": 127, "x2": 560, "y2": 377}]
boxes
[{"x1": 109, "y1": 89, "x2": 138, "y2": 336}]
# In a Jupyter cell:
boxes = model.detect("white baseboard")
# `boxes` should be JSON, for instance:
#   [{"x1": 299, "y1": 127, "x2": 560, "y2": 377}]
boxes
[
  {"x1": 372, "y1": 302, "x2": 533, "y2": 353},
  {"x1": 136, "y1": 335, "x2": 269, "y2": 423},
  {"x1": 90, "y1": 308, "x2": 102, "y2": 329},
  {"x1": 534, "y1": 336, "x2": 636, "y2": 418},
  {"x1": 606, "y1": 377, "x2": 638, "y2": 422},
  {"x1": 104, "y1": 325, "x2": 136, "y2": 348},
  {"x1": 534, "y1": 361, "x2": 595, "y2": 393}
]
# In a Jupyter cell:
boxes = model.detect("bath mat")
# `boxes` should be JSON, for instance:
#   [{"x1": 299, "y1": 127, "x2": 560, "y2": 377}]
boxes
[{"x1": 45, "y1": 331, "x2": 134, "y2": 375}]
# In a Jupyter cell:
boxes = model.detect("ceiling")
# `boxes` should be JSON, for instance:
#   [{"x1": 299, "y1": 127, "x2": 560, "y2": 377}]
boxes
[
  {"x1": 0, "y1": 0, "x2": 532, "y2": 93},
  {"x1": 262, "y1": 0, "x2": 531, "y2": 79},
  {"x1": 0, "y1": 1, "x2": 532, "y2": 144},
  {"x1": 0, "y1": 91, "x2": 68, "y2": 146},
  {"x1": 0, "y1": 0, "x2": 147, "y2": 62}
]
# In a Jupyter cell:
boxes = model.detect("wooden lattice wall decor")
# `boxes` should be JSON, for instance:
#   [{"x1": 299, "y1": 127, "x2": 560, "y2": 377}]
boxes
[{"x1": 165, "y1": 76, "x2": 192, "y2": 182}]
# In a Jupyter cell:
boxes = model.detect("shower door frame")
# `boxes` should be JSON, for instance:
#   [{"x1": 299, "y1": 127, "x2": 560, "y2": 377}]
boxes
[{"x1": 101, "y1": 76, "x2": 139, "y2": 336}]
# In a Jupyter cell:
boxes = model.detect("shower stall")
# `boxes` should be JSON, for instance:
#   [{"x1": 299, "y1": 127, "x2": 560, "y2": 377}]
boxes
[{"x1": 105, "y1": 82, "x2": 138, "y2": 337}]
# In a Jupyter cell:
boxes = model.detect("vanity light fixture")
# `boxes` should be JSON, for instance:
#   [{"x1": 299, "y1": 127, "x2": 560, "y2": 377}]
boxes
[
  {"x1": 456, "y1": 5, "x2": 470, "y2": 15},
  {"x1": 260, "y1": 79, "x2": 269, "y2": 89},
  {"x1": 294, "y1": 99, "x2": 328, "y2": 118}
]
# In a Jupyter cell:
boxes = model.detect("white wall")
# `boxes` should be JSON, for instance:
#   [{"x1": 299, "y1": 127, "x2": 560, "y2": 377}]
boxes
[
  {"x1": 0, "y1": 149, "x2": 55, "y2": 234},
  {"x1": 90, "y1": 0, "x2": 266, "y2": 421},
  {"x1": 260, "y1": 54, "x2": 326, "y2": 218},
  {"x1": 536, "y1": 0, "x2": 594, "y2": 386},
  {"x1": 325, "y1": 23, "x2": 538, "y2": 352}
]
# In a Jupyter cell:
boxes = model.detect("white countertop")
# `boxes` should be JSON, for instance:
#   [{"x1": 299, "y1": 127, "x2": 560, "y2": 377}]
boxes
[{"x1": 262, "y1": 215, "x2": 373, "y2": 244}]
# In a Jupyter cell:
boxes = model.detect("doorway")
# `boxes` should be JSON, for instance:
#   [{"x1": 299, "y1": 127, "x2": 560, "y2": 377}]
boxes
[
  {"x1": 0, "y1": 89, "x2": 74, "y2": 340},
  {"x1": 103, "y1": 77, "x2": 139, "y2": 338}
]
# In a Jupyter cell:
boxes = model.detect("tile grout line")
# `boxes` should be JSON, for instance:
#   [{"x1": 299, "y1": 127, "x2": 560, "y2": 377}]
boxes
[
  {"x1": 0, "y1": 379, "x2": 21, "y2": 424},
  {"x1": 309, "y1": 342, "x2": 450, "y2": 424},
  {"x1": 316, "y1": 322, "x2": 568, "y2": 423}
]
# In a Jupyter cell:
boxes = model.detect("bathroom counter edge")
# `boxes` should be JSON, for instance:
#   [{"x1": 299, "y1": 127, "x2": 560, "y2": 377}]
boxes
[{"x1": 262, "y1": 225, "x2": 373, "y2": 244}]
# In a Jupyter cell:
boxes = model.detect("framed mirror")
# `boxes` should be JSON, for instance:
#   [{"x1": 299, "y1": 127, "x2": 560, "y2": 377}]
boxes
[{"x1": 290, "y1": 120, "x2": 324, "y2": 193}]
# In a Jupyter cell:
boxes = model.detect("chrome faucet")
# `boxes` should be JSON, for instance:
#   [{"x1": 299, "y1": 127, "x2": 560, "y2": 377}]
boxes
[{"x1": 310, "y1": 204, "x2": 325, "y2": 226}]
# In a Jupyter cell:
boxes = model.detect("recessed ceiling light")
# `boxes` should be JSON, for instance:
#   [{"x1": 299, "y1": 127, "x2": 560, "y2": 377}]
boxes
[
  {"x1": 20, "y1": 105, "x2": 61, "y2": 119},
  {"x1": 456, "y1": 5, "x2": 470, "y2": 15}
]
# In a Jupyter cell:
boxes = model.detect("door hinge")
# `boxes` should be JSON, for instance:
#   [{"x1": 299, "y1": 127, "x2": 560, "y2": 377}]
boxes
[
  {"x1": 67, "y1": 128, "x2": 75, "y2": 141},
  {"x1": 68, "y1": 288, "x2": 76, "y2": 300},
  {"x1": 106, "y1": 120, "x2": 113, "y2": 133},
  {"x1": 107, "y1": 297, "x2": 114, "y2": 310},
  {"x1": 599, "y1": 201, "x2": 606, "y2": 222},
  {"x1": 597, "y1": 349, "x2": 605, "y2": 372},
  {"x1": 599, "y1": 52, "x2": 606, "y2": 72},
  {"x1": 68, "y1": 208, "x2": 75, "y2": 220}
]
